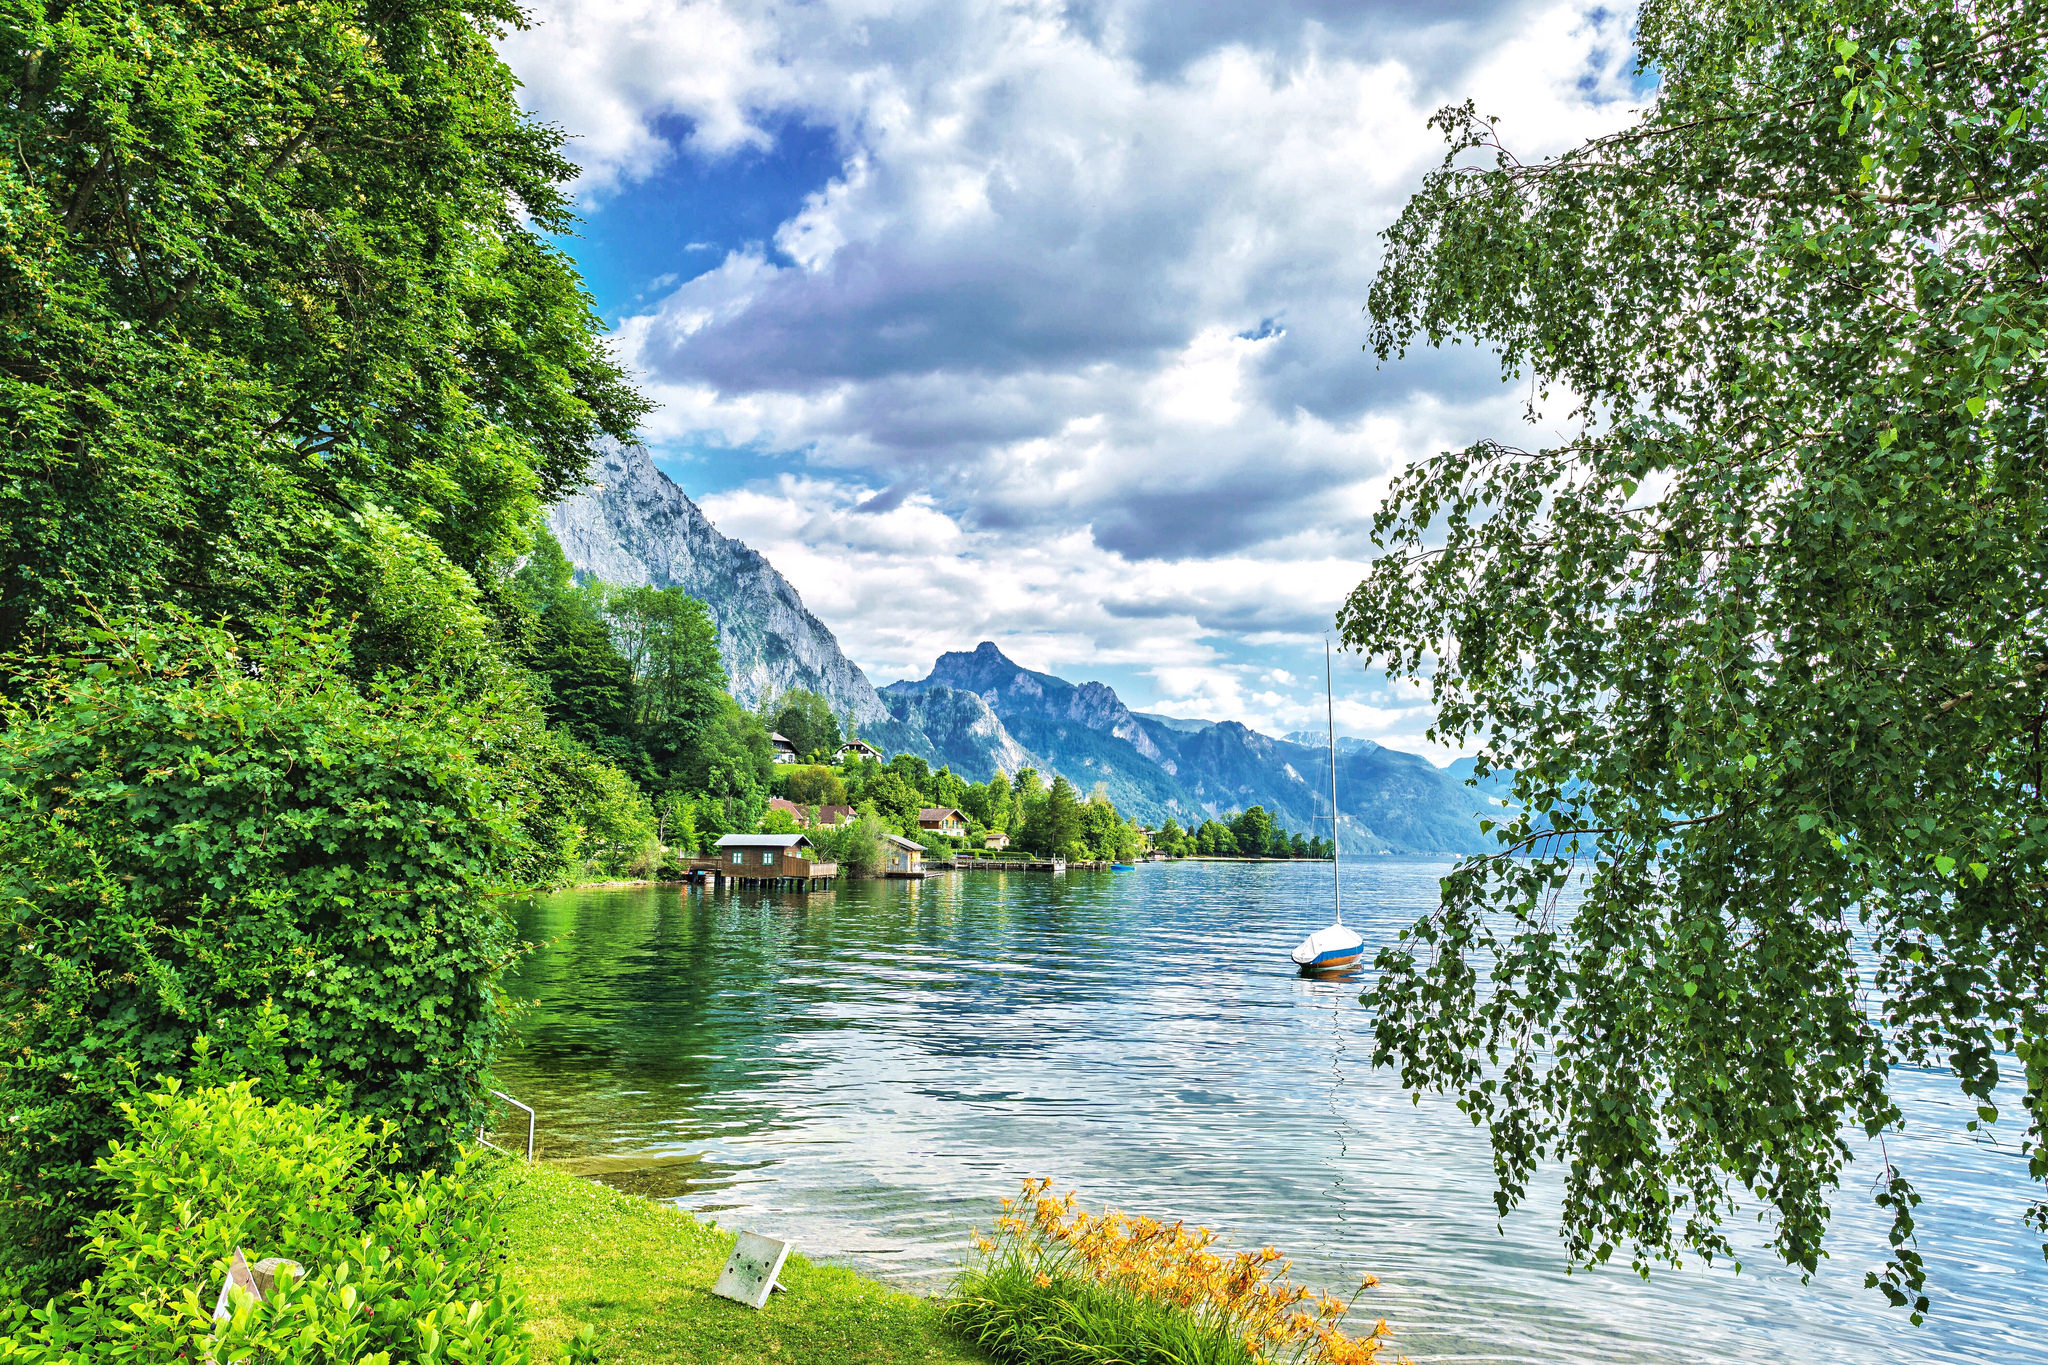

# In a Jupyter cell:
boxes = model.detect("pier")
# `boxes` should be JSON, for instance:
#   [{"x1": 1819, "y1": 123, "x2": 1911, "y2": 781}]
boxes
[{"x1": 678, "y1": 857, "x2": 839, "y2": 890}]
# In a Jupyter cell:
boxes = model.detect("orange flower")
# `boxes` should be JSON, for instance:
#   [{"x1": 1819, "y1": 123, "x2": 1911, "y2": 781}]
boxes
[{"x1": 970, "y1": 1178, "x2": 1399, "y2": 1365}]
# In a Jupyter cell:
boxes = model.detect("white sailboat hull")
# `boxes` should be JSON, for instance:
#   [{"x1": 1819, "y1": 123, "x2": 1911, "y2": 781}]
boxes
[{"x1": 1291, "y1": 922, "x2": 1365, "y2": 971}]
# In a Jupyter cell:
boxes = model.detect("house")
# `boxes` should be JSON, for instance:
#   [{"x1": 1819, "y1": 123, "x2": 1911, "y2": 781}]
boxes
[
  {"x1": 883, "y1": 832, "x2": 926, "y2": 877},
  {"x1": 766, "y1": 797, "x2": 809, "y2": 824},
  {"x1": 918, "y1": 806, "x2": 966, "y2": 837},
  {"x1": 836, "y1": 739, "x2": 883, "y2": 762},
  {"x1": 712, "y1": 832, "x2": 834, "y2": 881},
  {"x1": 814, "y1": 804, "x2": 858, "y2": 827},
  {"x1": 769, "y1": 732, "x2": 801, "y2": 764},
  {"x1": 983, "y1": 831, "x2": 1011, "y2": 851}
]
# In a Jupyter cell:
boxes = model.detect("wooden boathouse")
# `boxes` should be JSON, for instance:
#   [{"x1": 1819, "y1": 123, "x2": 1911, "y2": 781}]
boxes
[
  {"x1": 884, "y1": 832, "x2": 927, "y2": 878},
  {"x1": 691, "y1": 833, "x2": 839, "y2": 889}
]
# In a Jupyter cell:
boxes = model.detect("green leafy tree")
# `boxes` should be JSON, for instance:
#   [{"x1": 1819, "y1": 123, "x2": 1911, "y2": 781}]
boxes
[
  {"x1": 810, "y1": 810, "x2": 892, "y2": 878},
  {"x1": 929, "y1": 767, "x2": 969, "y2": 810},
  {"x1": 1343, "y1": 0, "x2": 2047, "y2": 1315},
  {"x1": 655, "y1": 791, "x2": 700, "y2": 857},
  {"x1": 1079, "y1": 796, "x2": 1120, "y2": 861},
  {"x1": 0, "y1": 0, "x2": 644, "y2": 659},
  {"x1": 778, "y1": 764, "x2": 849, "y2": 808},
  {"x1": 764, "y1": 689, "x2": 842, "y2": 762},
  {"x1": 1038, "y1": 775, "x2": 1086, "y2": 858},
  {"x1": 1156, "y1": 818, "x2": 1187, "y2": 857},
  {"x1": 1195, "y1": 819, "x2": 1236, "y2": 857},
  {"x1": 0, "y1": 613, "x2": 530, "y2": 1294},
  {"x1": 604, "y1": 585, "x2": 727, "y2": 768},
  {"x1": 679, "y1": 696, "x2": 774, "y2": 837},
  {"x1": 981, "y1": 771, "x2": 1016, "y2": 832},
  {"x1": 867, "y1": 771, "x2": 923, "y2": 828},
  {"x1": 1230, "y1": 806, "x2": 1279, "y2": 859},
  {"x1": 514, "y1": 529, "x2": 636, "y2": 749},
  {"x1": 886, "y1": 753, "x2": 933, "y2": 792}
]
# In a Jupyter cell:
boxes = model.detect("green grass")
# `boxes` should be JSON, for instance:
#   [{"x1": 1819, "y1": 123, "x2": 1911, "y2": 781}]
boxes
[{"x1": 499, "y1": 1160, "x2": 991, "y2": 1365}]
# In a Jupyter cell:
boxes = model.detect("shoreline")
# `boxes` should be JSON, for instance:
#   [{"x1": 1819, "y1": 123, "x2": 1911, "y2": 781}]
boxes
[{"x1": 504, "y1": 1160, "x2": 985, "y2": 1364}]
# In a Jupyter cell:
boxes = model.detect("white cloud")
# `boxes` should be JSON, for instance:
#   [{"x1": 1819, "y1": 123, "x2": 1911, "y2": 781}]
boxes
[{"x1": 504, "y1": 0, "x2": 1645, "y2": 756}]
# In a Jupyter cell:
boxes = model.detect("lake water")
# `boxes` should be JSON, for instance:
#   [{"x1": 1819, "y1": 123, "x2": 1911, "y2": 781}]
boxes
[{"x1": 497, "y1": 862, "x2": 2044, "y2": 1364}]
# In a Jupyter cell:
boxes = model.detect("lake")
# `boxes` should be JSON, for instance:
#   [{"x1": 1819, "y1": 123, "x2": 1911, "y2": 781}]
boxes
[{"x1": 497, "y1": 861, "x2": 2043, "y2": 1364}]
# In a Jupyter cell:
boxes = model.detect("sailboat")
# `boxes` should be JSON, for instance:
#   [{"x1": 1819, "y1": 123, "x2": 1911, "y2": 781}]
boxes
[{"x1": 1291, "y1": 643, "x2": 1366, "y2": 975}]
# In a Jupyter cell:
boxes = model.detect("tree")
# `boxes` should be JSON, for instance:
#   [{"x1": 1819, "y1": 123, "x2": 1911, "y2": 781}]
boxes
[
  {"x1": 515, "y1": 530, "x2": 636, "y2": 748},
  {"x1": 1343, "y1": 0, "x2": 2047, "y2": 1316},
  {"x1": 0, "y1": 0, "x2": 645, "y2": 660},
  {"x1": 778, "y1": 764, "x2": 849, "y2": 808},
  {"x1": 1231, "y1": 806, "x2": 1279, "y2": 858},
  {"x1": 867, "y1": 771, "x2": 923, "y2": 828},
  {"x1": 810, "y1": 811, "x2": 892, "y2": 878},
  {"x1": 0, "y1": 613, "x2": 529, "y2": 1294},
  {"x1": 765, "y1": 689, "x2": 842, "y2": 761},
  {"x1": 604, "y1": 586, "x2": 727, "y2": 767},
  {"x1": 1038, "y1": 776, "x2": 1086, "y2": 858},
  {"x1": 1079, "y1": 796, "x2": 1120, "y2": 860},
  {"x1": 678, "y1": 696, "x2": 774, "y2": 837},
  {"x1": 1157, "y1": 818, "x2": 1186, "y2": 857},
  {"x1": 886, "y1": 753, "x2": 933, "y2": 790},
  {"x1": 984, "y1": 771, "x2": 1015, "y2": 831},
  {"x1": 1195, "y1": 819, "x2": 1236, "y2": 857}
]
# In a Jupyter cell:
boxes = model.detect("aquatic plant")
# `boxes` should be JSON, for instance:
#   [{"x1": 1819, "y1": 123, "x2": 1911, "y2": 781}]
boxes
[{"x1": 945, "y1": 1178, "x2": 1397, "y2": 1365}]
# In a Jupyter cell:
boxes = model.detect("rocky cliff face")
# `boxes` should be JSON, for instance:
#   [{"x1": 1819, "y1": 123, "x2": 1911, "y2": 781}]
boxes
[
  {"x1": 882, "y1": 684, "x2": 1036, "y2": 781},
  {"x1": 546, "y1": 441, "x2": 890, "y2": 723},
  {"x1": 891, "y1": 642, "x2": 1493, "y2": 852},
  {"x1": 906, "y1": 641, "x2": 1166, "y2": 760}
]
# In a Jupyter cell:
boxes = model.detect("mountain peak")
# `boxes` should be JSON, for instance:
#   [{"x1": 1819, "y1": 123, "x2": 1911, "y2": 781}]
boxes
[{"x1": 547, "y1": 440, "x2": 889, "y2": 722}]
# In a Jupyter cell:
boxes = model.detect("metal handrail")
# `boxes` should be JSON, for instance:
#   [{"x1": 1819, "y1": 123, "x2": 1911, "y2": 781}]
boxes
[{"x1": 477, "y1": 1089, "x2": 535, "y2": 1162}]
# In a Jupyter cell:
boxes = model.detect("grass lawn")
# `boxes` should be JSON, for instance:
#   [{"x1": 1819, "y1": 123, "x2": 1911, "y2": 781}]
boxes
[{"x1": 500, "y1": 1160, "x2": 991, "y2": 1365}]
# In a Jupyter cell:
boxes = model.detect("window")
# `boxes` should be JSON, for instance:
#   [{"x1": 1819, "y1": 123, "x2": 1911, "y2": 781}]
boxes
[
  {"x1": 761, "y1": 851, "x2": 776, "y2": 866},
  {"x1": 730, "y1": 851, "x2": 744, "y2": 865}
]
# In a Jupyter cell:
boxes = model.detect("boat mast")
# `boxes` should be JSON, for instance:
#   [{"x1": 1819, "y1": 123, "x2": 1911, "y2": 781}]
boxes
[{"x1": 1327, "y1": 640, "x2": 1341, "y2": 926}]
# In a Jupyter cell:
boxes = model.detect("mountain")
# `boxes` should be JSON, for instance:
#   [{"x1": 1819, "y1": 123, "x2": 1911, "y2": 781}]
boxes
[
  {"x1": 1285, "y1": 732, "x2": 1377, "y2": 755},
  {"x1": 888, "y1": 643, "x2": 1493, "y2": 853},
  {"x1": 880, "y1": 684, "x2": 1034, "y2": 781},
  {"x1": 1136, "y1": 712, "x2": 1212, "y2": 735},
  {"x1": 546, "y1": 441, "x2": 923, "y2": 744},
  {"x1": 546, "y1": 454, "x2": 1492, "y2": 853}
]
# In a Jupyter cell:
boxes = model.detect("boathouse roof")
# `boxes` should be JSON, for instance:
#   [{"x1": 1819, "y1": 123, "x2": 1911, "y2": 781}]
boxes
[
  {"x1": 884, "y1": 833, "x2": 926, "y2": 851},
  {"x1": 714, "y1": 832, "x2": 814, "y2": 849}
]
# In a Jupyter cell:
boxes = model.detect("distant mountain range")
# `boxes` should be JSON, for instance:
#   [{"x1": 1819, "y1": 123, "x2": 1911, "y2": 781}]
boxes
[{"x1": 548, "y1": 443, "x2": 1493, "y2": 854}]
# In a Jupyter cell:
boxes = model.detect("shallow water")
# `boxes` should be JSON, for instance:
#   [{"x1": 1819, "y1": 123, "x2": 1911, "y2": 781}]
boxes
[{"x1": 497, "y1": 861, "x2": 2045, "y2": 1363}]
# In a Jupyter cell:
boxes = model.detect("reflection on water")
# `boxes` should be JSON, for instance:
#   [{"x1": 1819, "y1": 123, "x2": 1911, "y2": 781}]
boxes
[{"x1": 497, "y1": 862, "x2": 2044, "y2": 1365}]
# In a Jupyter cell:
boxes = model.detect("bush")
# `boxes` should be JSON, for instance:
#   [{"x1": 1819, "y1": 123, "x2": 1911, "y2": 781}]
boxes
[
  {"x1": 945, "y1": 1181, "x2": 1391, "y2": 1365},
  {"x1": 0, "y1": 1072, "x2": 531, "y2": 1364},
  {"x1": 0, "y1": 613, "x2": 529, "y2": 1294},
  {"x1": 809, "y1": 811, "x2": 892, "y2": 877}
]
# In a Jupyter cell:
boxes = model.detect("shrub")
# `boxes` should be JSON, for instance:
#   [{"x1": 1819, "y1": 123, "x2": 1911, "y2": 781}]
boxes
[
  {"x1": 0, "y1": 1073, "x2": 531, "y2": 1364},
  {"x1": 0, "y1": 612, "x2": 529, "y2": 1294},
  {"x1": 809, "y1": 811, "x2": 892, "y2": 877},
  {"x1": 945, "y1": 1180, "x2": 1391, "y2": 1365}
]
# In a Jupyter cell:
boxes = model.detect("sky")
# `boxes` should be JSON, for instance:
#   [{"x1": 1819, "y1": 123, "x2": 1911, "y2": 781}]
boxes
[{"x1": 497, "y1": 0, "x2": 1651, "y2": 762}]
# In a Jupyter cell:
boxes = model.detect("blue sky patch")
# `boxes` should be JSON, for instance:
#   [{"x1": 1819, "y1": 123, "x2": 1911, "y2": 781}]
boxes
[{"x1": 556, "y1": 118, "x2": 845, "y2": 321}]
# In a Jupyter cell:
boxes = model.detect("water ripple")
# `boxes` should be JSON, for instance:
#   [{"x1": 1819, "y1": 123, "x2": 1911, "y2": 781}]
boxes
[{"x1": 497, "y1": 863, "x2": 2046, "y2": 1365}]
